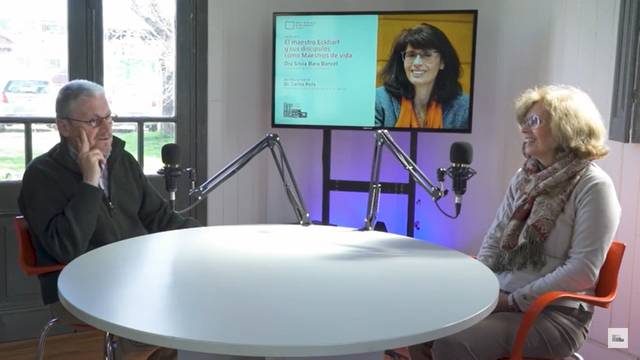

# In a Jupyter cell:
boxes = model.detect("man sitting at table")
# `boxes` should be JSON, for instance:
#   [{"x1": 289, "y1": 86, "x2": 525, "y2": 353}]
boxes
[{"x1": 19, "y1": 79, "x2": 200, "y2": 359}]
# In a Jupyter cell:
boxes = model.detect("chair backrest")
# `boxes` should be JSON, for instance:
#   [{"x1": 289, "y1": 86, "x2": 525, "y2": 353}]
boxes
[
  {"x1": 14, "y1": 216, "x2": 65, "y2": 276},
  {"x1": 14, "y1": 216, "x2": 38, "y2": 275},
  {"x1": 594, "y1": 241, "x2": 626, "y2": 306}
]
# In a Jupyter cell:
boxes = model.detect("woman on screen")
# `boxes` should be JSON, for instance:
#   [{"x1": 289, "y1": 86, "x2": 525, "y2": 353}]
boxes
[
  {"x1": 375, "y1": 23, "x2": 469, "y2": 129},
  {"x1": 410, "y1": 85, "x2": 620, "y2": 359}
]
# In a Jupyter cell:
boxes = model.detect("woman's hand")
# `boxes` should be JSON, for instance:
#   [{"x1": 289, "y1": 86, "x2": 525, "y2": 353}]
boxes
[{"x1": 493, "y1": 292, "x2": 521, "y2": 313}]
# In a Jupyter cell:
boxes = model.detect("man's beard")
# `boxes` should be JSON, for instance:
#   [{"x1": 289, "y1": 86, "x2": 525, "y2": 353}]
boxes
[
  {"x1": 100, "y1": 141, "x2": 113, "y2": 159},
  {"x1": 103, "y1": 146, "x2": 112, "y2": 159}
]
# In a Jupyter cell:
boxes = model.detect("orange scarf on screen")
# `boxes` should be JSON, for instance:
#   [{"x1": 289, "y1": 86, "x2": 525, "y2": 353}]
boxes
[{"x1": 395, "y1": 97, "x2": 443, "y2": 129}]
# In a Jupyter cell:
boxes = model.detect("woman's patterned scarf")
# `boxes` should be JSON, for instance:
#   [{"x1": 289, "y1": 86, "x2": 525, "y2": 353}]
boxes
[{"x1": 491, "y1": 153, "x2": 590, "y2": 272}]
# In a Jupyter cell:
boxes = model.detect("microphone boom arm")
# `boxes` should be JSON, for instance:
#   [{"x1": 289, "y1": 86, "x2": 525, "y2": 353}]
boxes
[
  {"x1": 178, "y1": 133, "x2": 311, "y2": 226},
  {"x1": 362, "y1": 130, "x2": 445, "y2": 230}
]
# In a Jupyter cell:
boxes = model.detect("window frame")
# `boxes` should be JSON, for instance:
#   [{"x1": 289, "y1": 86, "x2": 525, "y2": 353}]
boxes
[
  {"x1": 610, "y1": 0, "x2": 640, "y2": 143},
  {"x1": 0, "y1": 0, "x2": 208, "y2": 222}
]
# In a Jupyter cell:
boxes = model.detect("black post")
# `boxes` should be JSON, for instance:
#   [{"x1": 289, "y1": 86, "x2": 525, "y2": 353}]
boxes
[
  {"x1": 406, "y1": 132, "x2": 418, "y2": 237},
  {"x1": 321, "y1": 129, "x2": 331, "y2": 224}
]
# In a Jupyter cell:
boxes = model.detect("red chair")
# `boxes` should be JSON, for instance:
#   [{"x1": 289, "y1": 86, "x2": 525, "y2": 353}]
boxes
[
  {"x1": 14, "y1": 216, "x2": 117, "y2": 360},
  {"x1": 502, "y1": 241, "x2": 626, "y2": 360}
]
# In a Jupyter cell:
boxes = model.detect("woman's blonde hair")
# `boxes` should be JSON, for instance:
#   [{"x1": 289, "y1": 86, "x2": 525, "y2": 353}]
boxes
[{"x1": 515, "y1": 85, "x2": 608, "y2": 159}]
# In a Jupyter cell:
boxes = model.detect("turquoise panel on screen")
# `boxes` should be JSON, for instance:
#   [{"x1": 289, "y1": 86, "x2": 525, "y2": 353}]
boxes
[{"x1": 273, "y1": 15, "x2": 378, "y2": 127}]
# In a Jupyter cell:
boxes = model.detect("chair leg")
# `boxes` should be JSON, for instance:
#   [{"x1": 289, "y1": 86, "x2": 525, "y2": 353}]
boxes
[
  {"x1": 104, "y1": 332, "x2": 116, "y2": 360},
  {"x1": 36, "y1": 317, "x2": 58, "y2": 360}
]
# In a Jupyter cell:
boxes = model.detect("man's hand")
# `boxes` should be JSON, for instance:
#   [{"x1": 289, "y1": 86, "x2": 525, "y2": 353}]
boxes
[{"x1": 75, "y1": 129, "x2": 105, "y2": 187}]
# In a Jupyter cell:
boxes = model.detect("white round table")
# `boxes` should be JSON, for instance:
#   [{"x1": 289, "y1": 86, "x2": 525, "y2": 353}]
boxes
[{"x1": 58, "y1": 225, "x2": 498, "y2": 358}]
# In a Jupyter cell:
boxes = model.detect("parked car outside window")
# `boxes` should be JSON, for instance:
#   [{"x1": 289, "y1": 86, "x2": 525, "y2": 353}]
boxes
[{"x1": 0, "y1": 79, "x2": 56, "y2": 117}]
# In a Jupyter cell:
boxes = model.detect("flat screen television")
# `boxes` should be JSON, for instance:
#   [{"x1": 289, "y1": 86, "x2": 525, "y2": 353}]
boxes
[{"x1": 272, "y1": 10, "x2": 477, "y2": 132}]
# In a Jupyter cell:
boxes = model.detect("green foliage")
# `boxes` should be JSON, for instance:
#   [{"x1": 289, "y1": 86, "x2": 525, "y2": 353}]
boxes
[
  {"x1": 115, "y1": 129, "x2": 174, "y2": 162},
  {"x1": 0, "y1": 128, "x2": 175, "y2": 181},
  {"x1": 0, "y1": 155, "x2": 26, "y2": 180}
]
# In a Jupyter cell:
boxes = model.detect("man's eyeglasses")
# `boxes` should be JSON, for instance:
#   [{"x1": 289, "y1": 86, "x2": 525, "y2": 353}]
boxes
[
  {"x1": 519, "y1": 114, "x2": 542, "y2": 129},
  {"x1": 401, "y1": 49, "x2": 440, "y2": 62},
  {"x1": 63, "y1": 114, "x2": 116, "y2": 128}
]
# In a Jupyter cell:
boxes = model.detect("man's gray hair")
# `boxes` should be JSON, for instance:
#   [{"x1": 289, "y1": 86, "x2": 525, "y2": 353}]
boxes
[{"x1": 55, "y1": 79, "x2": 105, "y2": 119}]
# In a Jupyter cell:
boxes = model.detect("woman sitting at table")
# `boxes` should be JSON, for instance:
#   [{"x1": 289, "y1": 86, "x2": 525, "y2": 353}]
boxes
[{"x1": 410, "y1": 85, "x2": 620, "y2": 359}]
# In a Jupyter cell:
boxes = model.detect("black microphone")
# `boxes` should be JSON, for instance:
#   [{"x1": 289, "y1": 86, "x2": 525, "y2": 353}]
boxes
[
  {"x1": 158, "y1": 143, "x2": 183, "y2": 210},
  {"x1": 446, "y1": 142, "x2": 476, "y2": 216}
]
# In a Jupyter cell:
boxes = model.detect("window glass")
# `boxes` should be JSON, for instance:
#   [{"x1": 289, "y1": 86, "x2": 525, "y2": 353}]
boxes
[
  {"x1": 113, "y1": 122, "x2": 139, "y2": 160},
  {"x1": 103, "y1": 0, "x2": 176, "y2": 117},
  {"x1": 32, "y1": 123, "x2": 59, "y2": 158},
  {"x1": 0, "y1": 123, "x2": 25, "y2": 180},
  {"x1": 144, "y1": 122, "x2": 175, "y2": 174},
  {"x1": 0, "y1": 1, "x2": 68, "y2": 116}
]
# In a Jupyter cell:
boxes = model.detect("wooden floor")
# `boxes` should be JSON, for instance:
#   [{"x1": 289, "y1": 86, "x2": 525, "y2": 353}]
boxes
[
  {"x1": 0, "y1": 330, "x2": 152, "y2": 360},
  {"x1": 0, "y1": 331, "x2": 410, "y2": 360}
]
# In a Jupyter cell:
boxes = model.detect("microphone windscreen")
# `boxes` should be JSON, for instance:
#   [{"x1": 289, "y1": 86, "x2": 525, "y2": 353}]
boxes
[
  {"x1": 161, "y1": 143, "x2": 180, "y2": 166},
  {"x1": 450, "y1": 142, "x2": 473, "y2": 165}
]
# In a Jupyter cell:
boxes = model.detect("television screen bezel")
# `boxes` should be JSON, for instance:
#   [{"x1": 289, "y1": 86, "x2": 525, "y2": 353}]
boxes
[{"x1": 271, "y1": 10, "x2": 478, "y2": 133}]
